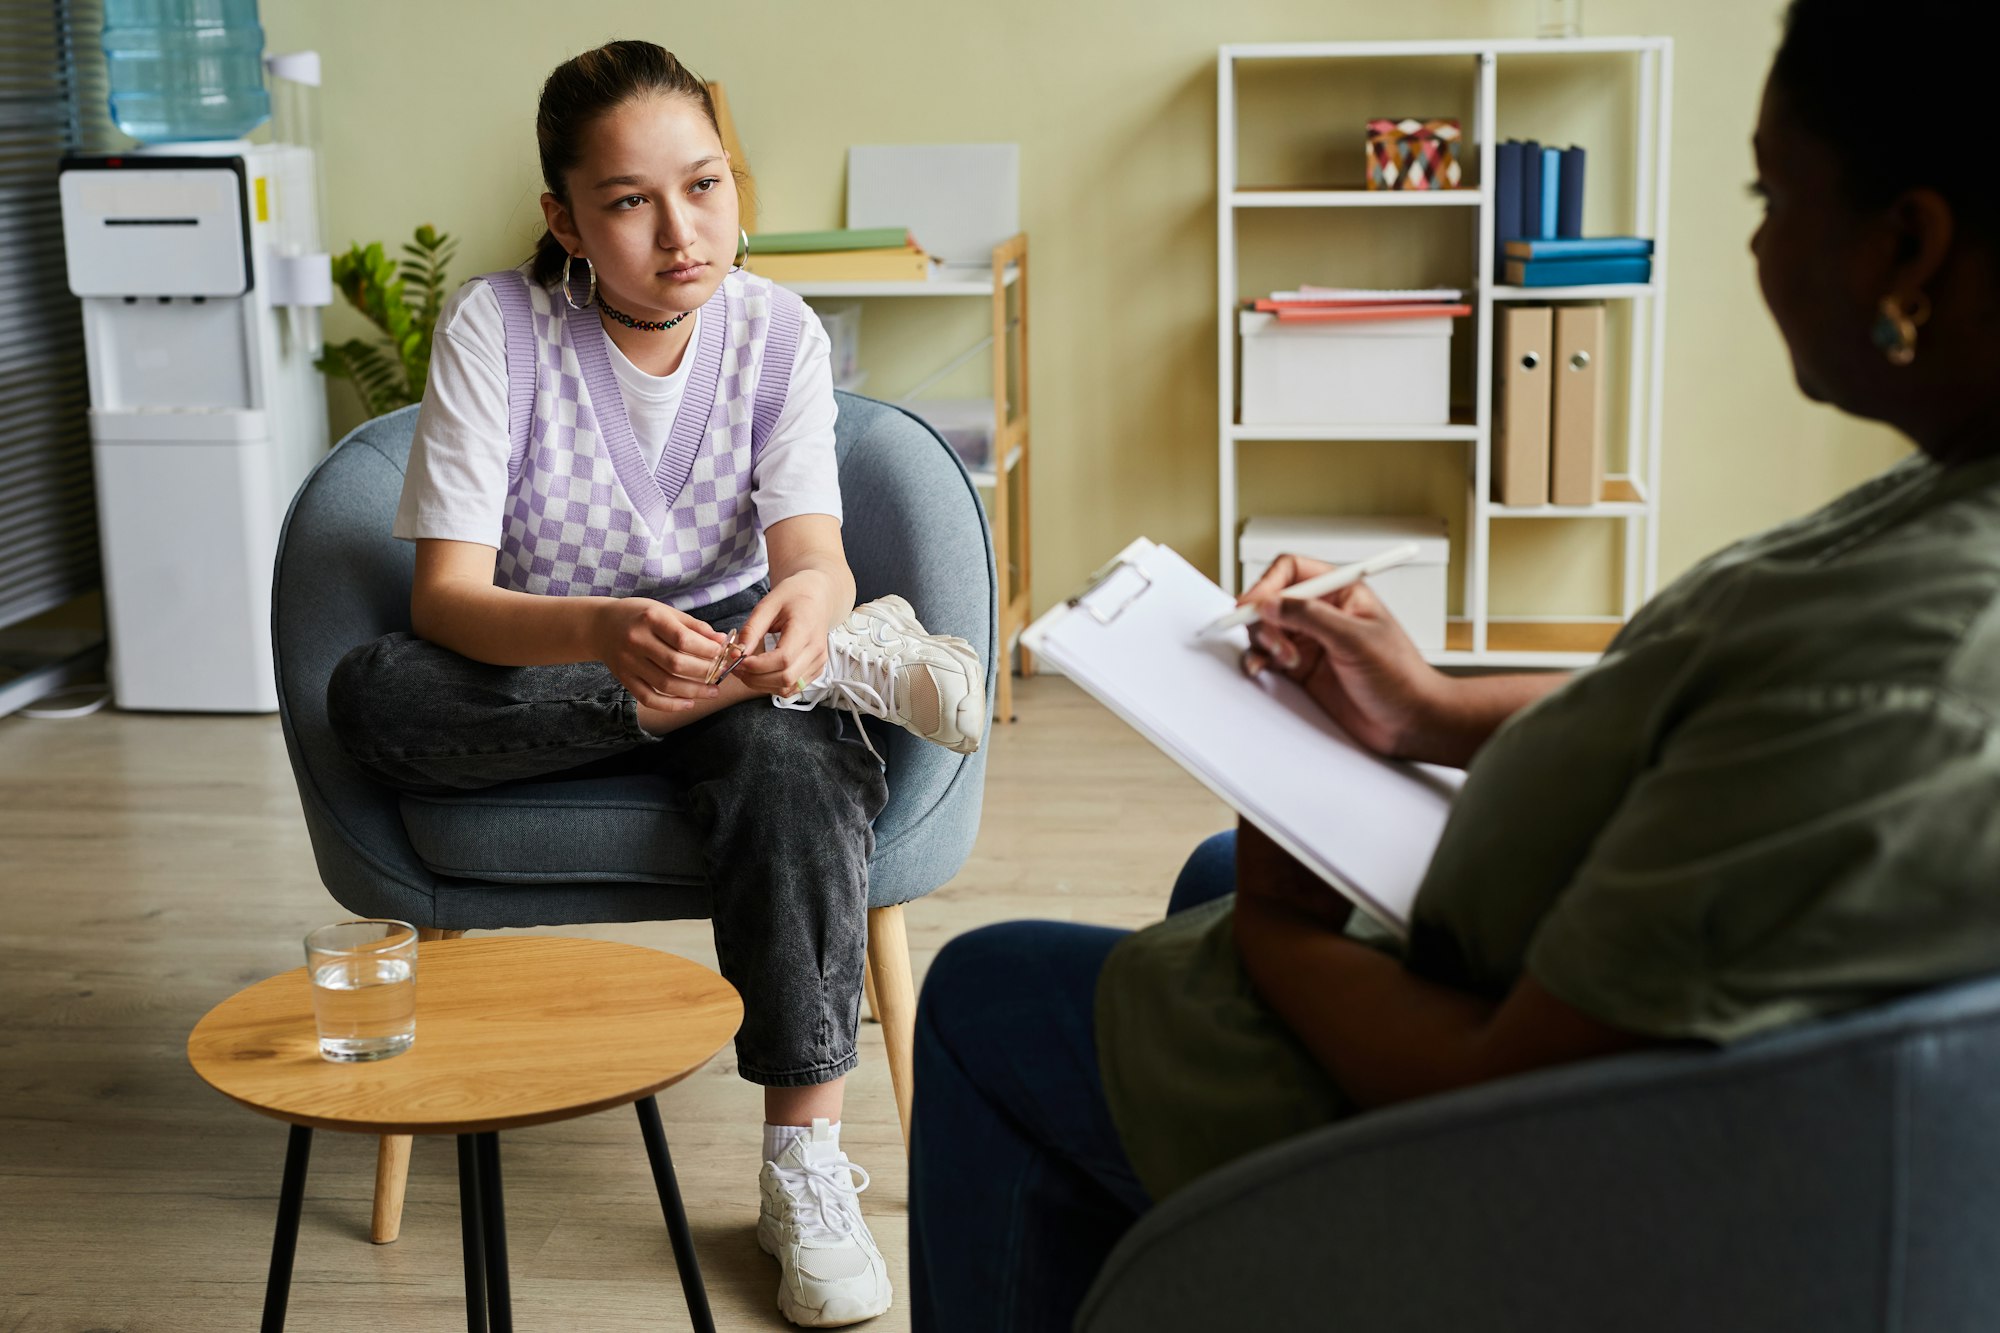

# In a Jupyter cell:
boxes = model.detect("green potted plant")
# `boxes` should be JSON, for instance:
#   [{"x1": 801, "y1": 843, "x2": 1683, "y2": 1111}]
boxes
[{"x1": 315, "y1": 224, "x2": 458, "y2": 416}]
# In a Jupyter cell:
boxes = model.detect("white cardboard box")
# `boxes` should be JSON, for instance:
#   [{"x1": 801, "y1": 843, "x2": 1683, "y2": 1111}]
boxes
[
  {"x1": 1239, "y1": 311, "x2": 1453, "y2": 426},
  {"x1": 816, "y1": 302, "x2": 863, "y2": 388},
  {"x1": 902, "y1": 397, "x2": 995, "y2": 470},
  {"x1": 1239, "y1": 515, "x2": 1451, "y2": 654}
]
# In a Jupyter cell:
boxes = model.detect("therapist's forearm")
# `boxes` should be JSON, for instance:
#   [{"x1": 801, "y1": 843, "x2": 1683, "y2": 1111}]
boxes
[
  {"x1": 1427, "y1": 672, "x2": 1572, "y2": 766},
  {"x1": 1233, "y1": 819, "x2": 1489, "y2": 1105},
  {"x1": 1234, "y1": 891, "x2": 1498, "y2": 1109}
]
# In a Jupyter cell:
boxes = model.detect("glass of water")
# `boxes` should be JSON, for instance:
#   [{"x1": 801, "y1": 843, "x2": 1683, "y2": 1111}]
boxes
[
  {"x1": 1537, "y1": 0, "x2": 1582, "y2": 38},
  {"x1": 304, "y1": 919, "x2": 418, "y2": 1061}
]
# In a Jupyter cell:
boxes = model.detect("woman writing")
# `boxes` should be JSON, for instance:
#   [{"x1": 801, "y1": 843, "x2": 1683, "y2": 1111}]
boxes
[{"x1": 910, "y1": 1, "x2": 2000, "y2": 1327}]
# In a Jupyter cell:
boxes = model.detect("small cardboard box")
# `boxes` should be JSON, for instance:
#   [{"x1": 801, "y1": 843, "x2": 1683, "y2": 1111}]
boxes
[
  {"x1": 1239, "y1": 311, "x2": 1453, "y2": 427},
  {"x1": 1238, "y1": 515, "x2": 1451, "y2": 654}
]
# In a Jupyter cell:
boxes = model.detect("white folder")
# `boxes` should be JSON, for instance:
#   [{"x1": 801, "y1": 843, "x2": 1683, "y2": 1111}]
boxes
[{"x1": 1022, "y1": 538, "x2": 1462, "y2": 935}]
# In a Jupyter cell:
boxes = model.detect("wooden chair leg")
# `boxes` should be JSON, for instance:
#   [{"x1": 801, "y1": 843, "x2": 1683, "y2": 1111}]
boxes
[
  {"x1": 862, "y1": 956, "x2": 882, "y2": 1025},
  {"x1": 371, "y1": 1134, "x2": 413, "y2": 1245},
  {"x1": 864, "y1": 905, "x2": 917, "y2": 1148},
  {"x1": 371, "y1": 927, "x2": 464, "y2": 1243}
]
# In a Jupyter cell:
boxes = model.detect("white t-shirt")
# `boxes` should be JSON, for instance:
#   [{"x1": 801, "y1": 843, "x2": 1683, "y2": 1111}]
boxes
[{"x1": 392, "y1": 280, "x2": 842, "y2": 546}]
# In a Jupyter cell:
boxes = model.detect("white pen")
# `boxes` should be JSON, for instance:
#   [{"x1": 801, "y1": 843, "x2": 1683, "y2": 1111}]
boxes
[{"x1": 1197, "y1": 543, "x2": 1422, "y2": 637}]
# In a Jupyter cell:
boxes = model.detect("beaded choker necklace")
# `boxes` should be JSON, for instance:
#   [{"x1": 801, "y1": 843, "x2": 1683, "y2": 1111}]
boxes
[{"x1": 598, "y1": 296, "x2": 692, "y2": 333}]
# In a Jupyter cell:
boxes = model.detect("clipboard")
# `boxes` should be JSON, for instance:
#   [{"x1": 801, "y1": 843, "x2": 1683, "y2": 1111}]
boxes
[{"x1": 1023, "y1": 538, "x2": 1461, "y2": 936}]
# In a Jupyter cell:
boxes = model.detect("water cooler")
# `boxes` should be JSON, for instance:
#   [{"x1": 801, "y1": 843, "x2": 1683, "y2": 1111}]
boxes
[{"x1": 58, "y1": 32, "x2": 333, "y2": 712}]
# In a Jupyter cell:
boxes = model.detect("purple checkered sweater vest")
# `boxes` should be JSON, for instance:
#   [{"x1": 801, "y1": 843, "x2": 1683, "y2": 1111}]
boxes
[{"x1": 479, "y1": 265, "x2": 805, "y2": 609}]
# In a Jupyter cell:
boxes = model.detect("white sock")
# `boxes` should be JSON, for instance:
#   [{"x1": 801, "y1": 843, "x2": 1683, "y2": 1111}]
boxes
[{"x1": 764, "y1": 1119, "x2": 839, "y2": 1164}]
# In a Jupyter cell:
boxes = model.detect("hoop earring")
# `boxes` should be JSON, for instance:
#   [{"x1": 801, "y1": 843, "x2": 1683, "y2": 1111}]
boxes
[
  {"x1": 561, "y1": 253, "x2": 596, "y2": 311},
  {"x1": 1872, "y1": 290, "x2": 1931, "y2": 367},
  {"x1": 733, "y1": 228, "x2": 750, "y2": 271}
]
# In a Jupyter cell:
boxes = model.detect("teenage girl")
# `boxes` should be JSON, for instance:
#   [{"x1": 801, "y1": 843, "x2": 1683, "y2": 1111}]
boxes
[{"x1": 328, "y1": 39, "x2": 982, "y2": 1328}]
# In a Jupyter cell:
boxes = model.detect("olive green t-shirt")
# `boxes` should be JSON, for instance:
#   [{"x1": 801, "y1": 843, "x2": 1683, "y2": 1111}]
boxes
[{"x1": 1098, "y1": 451, "x2": 2000, "y2": 1200}]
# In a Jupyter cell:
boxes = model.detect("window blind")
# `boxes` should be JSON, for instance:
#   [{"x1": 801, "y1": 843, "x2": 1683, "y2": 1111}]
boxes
[{"x1": 0, "y1": 0, "x2": 107, "y2": 630}]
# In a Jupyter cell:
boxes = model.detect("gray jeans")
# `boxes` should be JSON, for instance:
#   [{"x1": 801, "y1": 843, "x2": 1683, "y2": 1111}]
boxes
[{"x1": 324, "y1": 583, "x2": 888, "y2": 1088}]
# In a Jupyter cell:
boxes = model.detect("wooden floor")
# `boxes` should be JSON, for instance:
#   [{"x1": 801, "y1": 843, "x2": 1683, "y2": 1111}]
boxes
[{"x1": 0, "y1": 677, "x2": 1229, "y2": 1332}]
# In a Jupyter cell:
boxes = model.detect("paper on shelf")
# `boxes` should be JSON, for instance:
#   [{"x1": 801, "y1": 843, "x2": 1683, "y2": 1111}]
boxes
[
  {"x1": 846, "y1": 144, "x2": 1019, "y2": 265},
  {"x1": 1276, "y1": 286, "x2": 1467, "y2": 302}
]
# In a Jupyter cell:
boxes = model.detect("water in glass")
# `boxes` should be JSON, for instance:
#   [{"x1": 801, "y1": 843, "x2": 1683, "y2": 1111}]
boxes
[
  {"x1": 305, "y1": 918, "x2": 419, "y2": 1061},
  {"x1": 311, "y1": 953, "x2": 415, "y2": 1060}
]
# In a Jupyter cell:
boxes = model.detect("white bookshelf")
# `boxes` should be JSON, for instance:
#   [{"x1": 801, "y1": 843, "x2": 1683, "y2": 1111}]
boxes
[{"x1": 1218, "y1": 36, "x2": 1674, "y2": 669}]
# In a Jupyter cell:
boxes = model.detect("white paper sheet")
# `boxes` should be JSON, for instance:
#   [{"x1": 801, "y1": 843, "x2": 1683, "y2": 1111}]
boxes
[
  {"x1": 1023, "y1": 539, "x2": 1461, "y2": 933},
  {"x1": 845, "y1": 144, "x2": 1020, "y2": 265}
]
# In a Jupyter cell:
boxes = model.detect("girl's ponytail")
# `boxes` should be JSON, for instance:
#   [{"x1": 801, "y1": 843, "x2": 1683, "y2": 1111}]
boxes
[{"x1": 529, "y1": 229, "x2": 570, "y2": 288}]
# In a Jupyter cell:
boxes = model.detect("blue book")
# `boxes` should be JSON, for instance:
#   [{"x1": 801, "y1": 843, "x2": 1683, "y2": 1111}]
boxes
[
  {"x1": 1504, "y1": 256, "x2": 1653, "y2": 287},
  {"x1": 1494, "y1": 141, "x2": 1525, "y2": 258},
  {"x1": 1539, "y1": 147, "x2": 1561, "y2": 239},
  {"x1": 1505, "y1": 236, "x2": 1654, "y2": 260},
  {"x1": 1519, "y1": 141, "x2": 1542, "y2": 244},
  {"x1": 1558, "y1": 146, "x2": 1586, "y2": 238}
]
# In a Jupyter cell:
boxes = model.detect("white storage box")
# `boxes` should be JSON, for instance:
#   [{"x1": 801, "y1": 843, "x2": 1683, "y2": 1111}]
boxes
[
  {"x1": 902, "y1": 397, "x2": 996, "y2": 471},
  {"x1": 816, "y1": 302, "x2": 864, "y2": 390},
  {"x1": 1238, "y1": 515, "x2": 1451, "y2": 655},
  {"x1": 1239, "y1": 310, "x2": 1453, "y2": 427}
]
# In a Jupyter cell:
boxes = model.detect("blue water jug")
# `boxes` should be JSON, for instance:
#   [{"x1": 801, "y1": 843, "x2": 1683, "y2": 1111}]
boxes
[{"x1": 103, "y1": 0, "x2": 270, "y2": 143}]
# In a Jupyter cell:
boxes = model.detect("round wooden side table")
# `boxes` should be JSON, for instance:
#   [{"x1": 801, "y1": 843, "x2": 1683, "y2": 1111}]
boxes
[{"x1": 188, "y1": 935, "x2": 743, "y2": 1332}]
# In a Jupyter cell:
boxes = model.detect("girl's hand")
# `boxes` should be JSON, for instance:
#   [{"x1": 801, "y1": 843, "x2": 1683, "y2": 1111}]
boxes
[
  {"x1": 732, "y1": 572, "x2": 838, "y2": 698},
  {"x1": 589, "y1": 597, "x2": 730, "y2": 713},
  {"x1": 1239, "y1": 553, "x2": 1455, "y2": 762}
]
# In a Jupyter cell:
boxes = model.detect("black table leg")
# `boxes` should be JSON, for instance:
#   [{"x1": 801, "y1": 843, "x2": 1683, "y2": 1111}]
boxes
[
  {"x1": 635, "y1": 1096, "x2": 717, "y2": 1333},
  {"x1": 456, "y1": 1135, "x2": 488, "y2": 1333},
  {"x1": 260, "y1": 1124, "x2": 313, "y2": 1333},
  {"x1": 475, "y1": 1132, "x2": 513, "y2": 1333}
]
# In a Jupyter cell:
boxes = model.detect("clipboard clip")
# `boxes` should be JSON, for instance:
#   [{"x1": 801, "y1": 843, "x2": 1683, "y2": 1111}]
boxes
[{"x1": 1066, "y1": 556, "x2": 1153, "y2": 626}]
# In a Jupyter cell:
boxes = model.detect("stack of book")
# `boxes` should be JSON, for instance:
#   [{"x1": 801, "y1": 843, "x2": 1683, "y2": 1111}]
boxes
[
  {"x1": 1250, "y1": 286, "x2": 1472, "y2": 323},
  {"x1": 746, "y1": 227, "x2": 940, "y2": 283},
  {"x1": 1502, "y1": 237, "x2": 1654, "y2": 288},
  {"x1": 1493, "y1": 139, "x2": 1656, "y2": 288},
  {"x1": 1495, "y1": 140, "x2": 1585, "y2": 246}
]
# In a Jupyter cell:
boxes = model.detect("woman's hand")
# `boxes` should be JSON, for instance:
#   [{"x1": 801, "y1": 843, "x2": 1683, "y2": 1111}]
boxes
[
  {"x1": 732, "y1": 571, "x2": 838, "y2": 699},
  {"x1": 589, "y1": 597, "x2": 731, "y2": 713},
  {"x1": 1238, "y1": 553, "x2": 1456, "y2": 762}
]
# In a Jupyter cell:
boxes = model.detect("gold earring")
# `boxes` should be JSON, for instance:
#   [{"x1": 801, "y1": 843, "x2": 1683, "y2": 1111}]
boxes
[
  {"x1": 1871, "y1": 291, "x2": 1931, "y2": 367},
  {"x1": 733, "y1": 228, "x2": 750, "y2": 270},
  {"x1": 560, "y1": 253, "x2": 596, "y2": 311}
]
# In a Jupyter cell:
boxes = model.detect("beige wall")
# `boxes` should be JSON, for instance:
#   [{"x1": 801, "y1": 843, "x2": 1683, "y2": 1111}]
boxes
[{"x1": 268, "y1": 0, "x2": 1908, "y2": 620}]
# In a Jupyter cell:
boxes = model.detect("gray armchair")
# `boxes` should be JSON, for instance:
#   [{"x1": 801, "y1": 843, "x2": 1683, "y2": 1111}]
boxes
[
  {"x1": 273, "y1": 391, "x2": 995, "y2": 1241},
  {"x1": 1079, "y1": 970, "x2": 2000, "y2": 1332}
]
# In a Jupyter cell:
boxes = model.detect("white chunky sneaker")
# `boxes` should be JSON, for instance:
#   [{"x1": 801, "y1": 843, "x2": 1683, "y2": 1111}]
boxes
[
  {"x1": 775, "y1": 595, "x2": 985, "y2": 756},
  {"x1": 756, "y1": 1119, "x2": 892, "y2": 1327}
]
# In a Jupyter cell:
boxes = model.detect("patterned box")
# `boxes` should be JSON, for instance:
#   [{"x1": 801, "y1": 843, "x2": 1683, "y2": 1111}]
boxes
[{"x1": 1365, "y1": 118, "x2": 1463, "y2": 191}]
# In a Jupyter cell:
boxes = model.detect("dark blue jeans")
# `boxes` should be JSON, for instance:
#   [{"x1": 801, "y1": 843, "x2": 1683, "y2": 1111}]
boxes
[
  {"x1": 909, "y1": 829, "x2": 1238, "y2": 1333},
  {"x1": 323, "y1": 583, "x2": 889, "y2": 1088}
]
